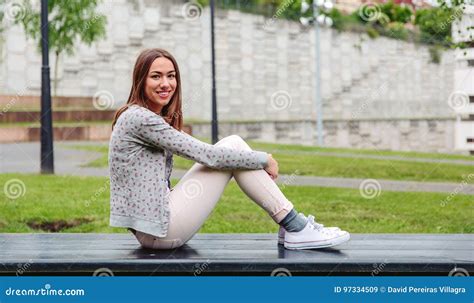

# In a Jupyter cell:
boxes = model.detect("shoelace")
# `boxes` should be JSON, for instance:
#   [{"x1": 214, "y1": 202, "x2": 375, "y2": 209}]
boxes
[{"x1": 306, "y1": 214, "x2": 325, "y2": 230}]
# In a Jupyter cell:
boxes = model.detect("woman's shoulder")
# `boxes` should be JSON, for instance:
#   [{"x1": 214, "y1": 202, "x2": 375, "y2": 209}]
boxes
[
  {"x1": 117, "y1": 104, "x2": 167, "y2": 129},
  {"x1": 119, "y1": 104, "x2": 154, "y2": 121}
]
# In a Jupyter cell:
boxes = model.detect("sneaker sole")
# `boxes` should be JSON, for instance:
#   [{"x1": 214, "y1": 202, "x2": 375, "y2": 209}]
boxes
[
  {"x1": 278, "y1": 229, "x2": 342, "y2": 245},
  {"x1": 284, "y1": 233, "x2": 350, "y2": 250},
  {"x1": 278, "y1": 235, "x2": 284, "y2": 245}
]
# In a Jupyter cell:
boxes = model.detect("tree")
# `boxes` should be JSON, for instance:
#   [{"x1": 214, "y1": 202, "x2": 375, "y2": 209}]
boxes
[{"x1": 17, "y1": 0, "x2": 107, "y2": 96}]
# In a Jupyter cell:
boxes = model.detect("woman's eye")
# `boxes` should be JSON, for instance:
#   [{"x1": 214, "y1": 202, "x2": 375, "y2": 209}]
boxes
[
  {"x1": 168, "y1": 74, "x2": 175, "y2": 79},
  {"x1": 152, "y1": 75, "x2": 160, "y2": 79}
]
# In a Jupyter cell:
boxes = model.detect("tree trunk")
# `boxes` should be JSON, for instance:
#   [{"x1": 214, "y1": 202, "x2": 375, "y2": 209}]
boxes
[{"x1": 53, "y1": 51, "x2": 60, "y2": 97}]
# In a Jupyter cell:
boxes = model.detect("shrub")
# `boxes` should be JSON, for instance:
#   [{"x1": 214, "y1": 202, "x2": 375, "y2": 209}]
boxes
[{"x1": 414, "y1": 7, "x2": 458, "y2": 45}]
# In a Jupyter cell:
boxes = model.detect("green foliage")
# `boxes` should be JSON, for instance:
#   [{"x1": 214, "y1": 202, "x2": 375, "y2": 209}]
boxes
[
  {"x1": 326, "y1": 8, "x2": 361, "y2": 31},
  {"x1": 352, "y1": 0, "x2": 413, "y2": 25},
  {"x1": 366, "y1": 26, "x2": 380, "y2": 39},
  {"x1": 385, "y1": 21, "x2": 409, "y2": 40},
  {"x1": 379, "y1": 0, "x2": 413, "y2": 24},
  {"x1": 415, "y1": 6, "x2": 458, "y2": 45},
  {"x1": 200, "y1": 0, "x2": 470, "y2": 49},
  {"x1": 429, "y1": 45, "x2": 442, "y2": 64}
]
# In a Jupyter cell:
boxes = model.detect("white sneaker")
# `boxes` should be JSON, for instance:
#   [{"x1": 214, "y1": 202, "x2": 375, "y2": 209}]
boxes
[
  {"x1": 277, "y1": 214, "x2": 341, "y2": 245},
  {"x1": 283, "y1": 214, "x2": 350, "y2": 250}
]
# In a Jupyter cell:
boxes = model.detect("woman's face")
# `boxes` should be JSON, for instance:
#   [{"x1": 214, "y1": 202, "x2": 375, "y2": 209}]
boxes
[{"x1": 145, "y1": 57, "x2": 177, "y2": 114}]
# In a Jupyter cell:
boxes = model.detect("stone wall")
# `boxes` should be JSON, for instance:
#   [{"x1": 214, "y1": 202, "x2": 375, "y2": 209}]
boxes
[{"x1": 191, "y1": 118, "x2": 455, "y2": 153}]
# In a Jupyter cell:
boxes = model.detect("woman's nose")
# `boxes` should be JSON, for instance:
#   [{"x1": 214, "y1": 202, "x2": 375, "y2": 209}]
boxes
[{"x1": 160, "y1": 78, "x2": 170, "y2": 88}]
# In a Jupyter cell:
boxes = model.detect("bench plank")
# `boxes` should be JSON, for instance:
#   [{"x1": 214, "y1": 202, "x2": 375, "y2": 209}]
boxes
[{"x1": 0, "y1": 233, "x2": 472, "y2": 276}]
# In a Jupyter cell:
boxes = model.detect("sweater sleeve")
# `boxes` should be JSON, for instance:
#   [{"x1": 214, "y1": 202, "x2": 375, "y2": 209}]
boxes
[{"x1": 131, "y1": 109, "x2": 268, "y2": 170}]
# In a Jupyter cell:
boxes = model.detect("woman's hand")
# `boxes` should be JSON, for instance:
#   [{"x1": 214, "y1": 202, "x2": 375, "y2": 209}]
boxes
[{"x1": 264, "y1": 153, "x2": 279, "y2": 180}]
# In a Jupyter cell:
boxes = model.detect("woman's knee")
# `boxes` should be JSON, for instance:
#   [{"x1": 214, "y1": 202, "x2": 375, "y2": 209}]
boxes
[{"x1": 219, "y1": 134, "x2": 250, "y2": 150}]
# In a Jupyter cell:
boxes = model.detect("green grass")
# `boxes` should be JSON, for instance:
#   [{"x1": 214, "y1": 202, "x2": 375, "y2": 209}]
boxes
[
  {"x1": 247, "y1": 141, "x2": 474, "y2": 161},
  {"x1": 65, "y1": 139, "x2": 474, "y2": 183},
  {"x1": 1, "y1": 173, "x2": 472, "y2": 233}
]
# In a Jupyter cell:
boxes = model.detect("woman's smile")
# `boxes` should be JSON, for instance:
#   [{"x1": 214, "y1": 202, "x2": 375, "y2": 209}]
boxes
[{"x1": 157, "y1": 90, "x2": 171, "y2": 98}]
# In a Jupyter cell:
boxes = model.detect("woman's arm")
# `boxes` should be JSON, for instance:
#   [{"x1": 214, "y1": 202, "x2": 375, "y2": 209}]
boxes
[{"x1": 130, "y1": 108, "x2": 268, "y2": 170}]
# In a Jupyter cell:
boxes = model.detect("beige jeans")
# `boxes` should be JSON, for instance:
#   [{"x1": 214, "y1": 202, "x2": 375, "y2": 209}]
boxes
[{"x1": 133, "y1": 135, "x2": 294, "y2": 249}]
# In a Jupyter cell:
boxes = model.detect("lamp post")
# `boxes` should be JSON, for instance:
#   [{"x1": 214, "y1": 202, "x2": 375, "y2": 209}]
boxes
[
  {"x1": 300, "y1": 0, "x2": 333, "y2": 147},
  {"x1": 210, "y1": 0, "x2": 218, "y2": 144},
  {"x1": 40, "y1": 0, "x2": 54, "y2": 174}
]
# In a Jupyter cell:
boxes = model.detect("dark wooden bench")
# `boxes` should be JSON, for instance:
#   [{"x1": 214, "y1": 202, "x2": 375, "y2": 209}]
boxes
[{"x1": 1, "y1": 233, "x2": 472, "y2": 276}]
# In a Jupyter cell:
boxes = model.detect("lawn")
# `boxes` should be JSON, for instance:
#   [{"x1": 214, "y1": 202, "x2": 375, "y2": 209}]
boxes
[
  {"x1": 1, "y1": 173, "x2": 472, "y2": 234},
  {"x1": 64, "y1": 139, "x2": 474, "y2": 183}
]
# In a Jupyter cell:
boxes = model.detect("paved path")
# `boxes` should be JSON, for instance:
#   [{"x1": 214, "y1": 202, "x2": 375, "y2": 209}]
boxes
[{"x1": 1, "y1": 142, "x2": 473, "y2": 195}]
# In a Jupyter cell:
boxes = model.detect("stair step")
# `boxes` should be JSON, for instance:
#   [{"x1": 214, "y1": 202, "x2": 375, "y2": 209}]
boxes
[
  {"x1": 0, "y1": 124, "x2": 193, "y2": 142},
  {"x1": 0, "y1": 110, "x2": 116, "y2": 123},
  {"x1": 0, "y1": 95, "x2": 99, "y2": 110}
]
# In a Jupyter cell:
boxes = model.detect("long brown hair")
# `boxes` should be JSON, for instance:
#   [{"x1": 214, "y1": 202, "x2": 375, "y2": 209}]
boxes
[{"x1": 112, "y1": 48, "x2": 183, "y2": 130}]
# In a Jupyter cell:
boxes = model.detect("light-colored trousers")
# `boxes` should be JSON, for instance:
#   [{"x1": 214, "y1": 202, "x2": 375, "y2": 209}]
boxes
[{"x1": 133, "y1": 135, "x2": 294, "y2": 249}]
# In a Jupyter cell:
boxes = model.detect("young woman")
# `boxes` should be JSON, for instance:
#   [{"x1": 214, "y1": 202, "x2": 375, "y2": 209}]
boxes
[{"x1": 109, "y1": 48, "x2": 350, "y2": 250}]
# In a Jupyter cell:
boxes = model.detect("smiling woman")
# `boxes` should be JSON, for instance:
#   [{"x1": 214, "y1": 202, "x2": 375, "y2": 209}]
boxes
[
  {"x1": 112, "y1": 49, "x2": 183, "y2": 130},
  {"x1": 108, "y1": 48, "x2": 350, "y2": 251}
]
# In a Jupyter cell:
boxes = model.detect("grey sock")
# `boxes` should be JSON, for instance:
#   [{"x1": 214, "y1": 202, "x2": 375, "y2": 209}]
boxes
[{"x1": 279, "y1": 209, "x2": 308, "y2": 232}]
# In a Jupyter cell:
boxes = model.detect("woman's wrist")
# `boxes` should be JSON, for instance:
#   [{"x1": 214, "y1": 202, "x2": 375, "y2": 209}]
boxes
[{"x1": 255, "y1": 151, "x2": 269, "y2": 168}]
